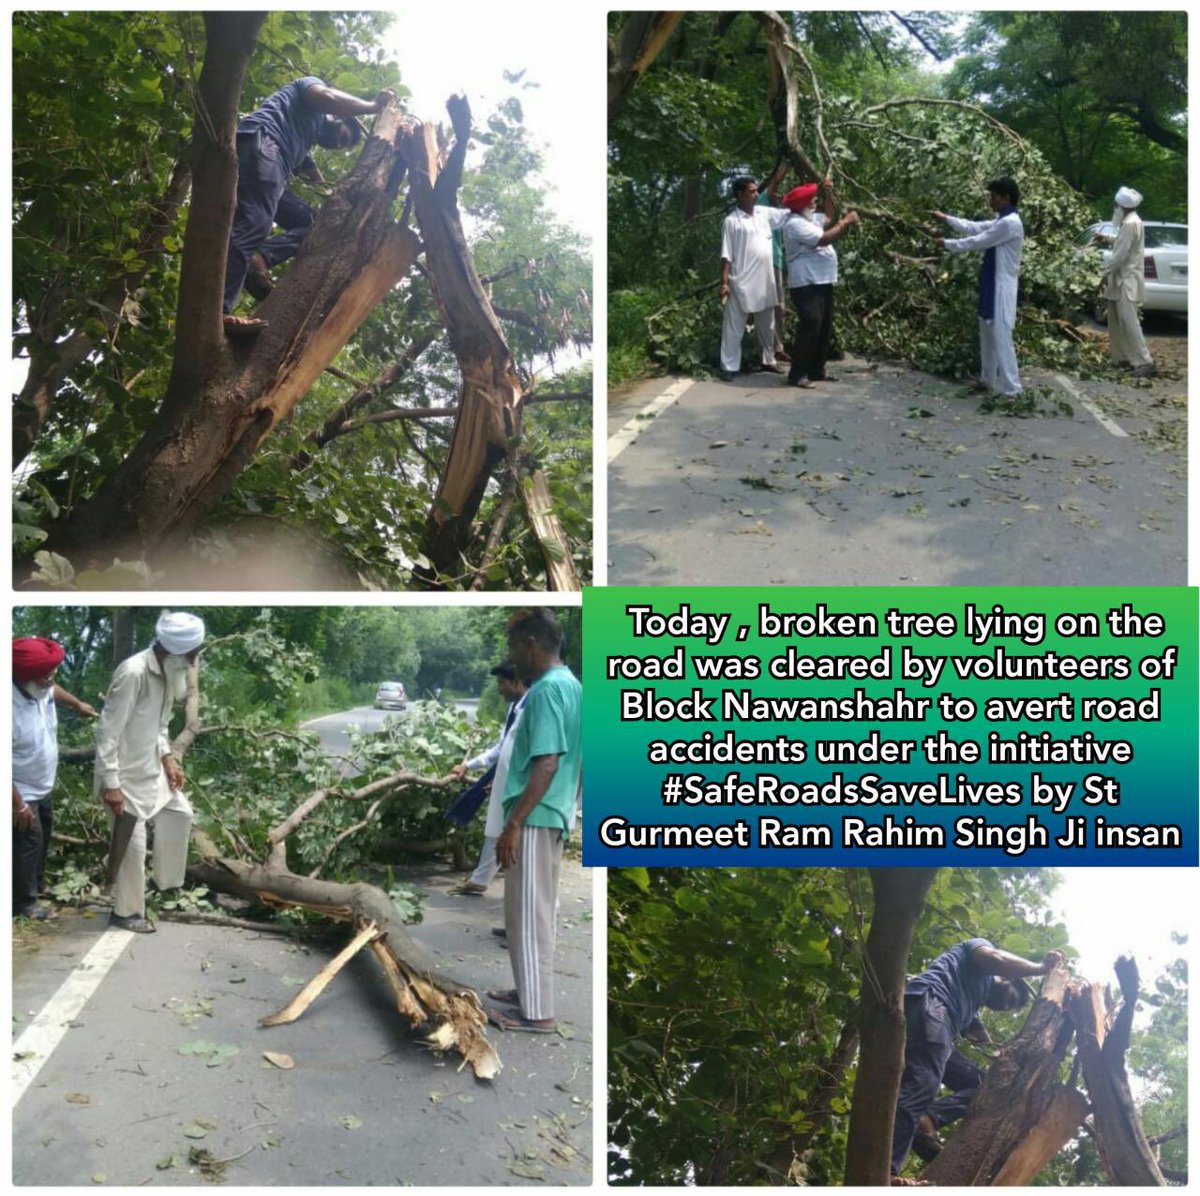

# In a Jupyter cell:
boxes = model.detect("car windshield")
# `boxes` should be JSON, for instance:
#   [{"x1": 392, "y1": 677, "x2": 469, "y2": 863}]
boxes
[
  {"x1": 1145, "y1": 225, "x2": 1187, "y2": 249},
  {"x1": 1075, "y1": 223, "x2": 1116, "y2": 247}
]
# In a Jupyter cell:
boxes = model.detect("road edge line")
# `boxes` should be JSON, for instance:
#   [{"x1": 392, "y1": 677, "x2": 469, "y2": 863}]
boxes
[
  {"x1": 1053, "y1": 374, "x2": 1129, "y2": 438},
  {"x1": 607, "y1": 378, "x2": 695, "y2": 462},
  {"x1": 12, "y1": 928, "x2": 131, "y2": 1106}
]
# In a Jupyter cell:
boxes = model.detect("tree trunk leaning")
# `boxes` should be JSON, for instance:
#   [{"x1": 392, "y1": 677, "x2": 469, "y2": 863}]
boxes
[
  {"x1": 402, "y1": 97, "x2": 527, "y2": 584},
  {"x1": 1070, "y1": 957, "x2": 1165, "y2": 1185},
  {"x1": 922, "y1": 962, "x2": 1080, "y2": 1185},
  {"x1": 47, "y1": 13, "x2": 418, "y2": 566}
]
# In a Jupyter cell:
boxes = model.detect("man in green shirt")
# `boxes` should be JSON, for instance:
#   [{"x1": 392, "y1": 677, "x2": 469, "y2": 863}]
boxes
[{"x1": 490, "y1": 609, "x2": 582, "y2": 1032}]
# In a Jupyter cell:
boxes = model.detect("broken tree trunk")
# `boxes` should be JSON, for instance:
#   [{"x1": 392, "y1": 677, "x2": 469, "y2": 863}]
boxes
[
  {"x1": 517, "y1": 467, "x2": 582, "y2": 591},
  {"x1": 608, "y1": 12, "x2": 684, "y2": 120},
  {"x1": 189, "y1": 854, "x2": 500, "y2": 1079},
  {"x1": 921, "y1": 962, "x2": 1085, "y2": 1185},
  {"x1": 1070, "y1": 957, "x2": 1165, "y2": 1186},
  {"x1": 843, "y1": 868, "x2": 939, "y2": 1186},
  {"x1": 46, "y1": 13, "x2": 419, "y2": 567},
  {"x1": 402, "y1": 97, "x2": 528, "y2": 585},
  {"x1": 172, "y1": 654, "x2": 500, "y2": 1080}
]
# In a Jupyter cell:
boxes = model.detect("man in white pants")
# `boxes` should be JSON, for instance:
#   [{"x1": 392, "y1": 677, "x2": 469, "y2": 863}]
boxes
[
  {"x1": 94, "y1": 612, "x2": 205, "y2": 933},
  {"x1": 718, "y1": 170, "x2": 792, "y2": 381},
  {"x1": 1103, "y1": 186, "x2": 1156, "y2": 378},
  {"x1": 933, "y1": 178, "x2": 1025, "y2": 398},
  {"x1": 446, "y1": 662, "x2": 528, "y2": 895},
  {"x1": 489, "y1": 609, "x2": 582, "y2": 1033}
]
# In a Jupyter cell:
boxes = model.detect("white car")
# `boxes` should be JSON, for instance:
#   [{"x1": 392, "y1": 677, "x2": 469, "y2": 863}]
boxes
[
  {"x1": 374, "y1": 681, "x2": 408, "y2": 710},
  {"x1": 1077, "y1": 220, "x2": 1188, "y2": 319}
]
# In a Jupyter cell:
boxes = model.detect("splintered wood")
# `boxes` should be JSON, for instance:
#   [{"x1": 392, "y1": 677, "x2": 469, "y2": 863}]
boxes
[
  {"x1": 190, "y1": 857, "x2": 501, "y2": 1081},
  {"x1": 261, "y1": 921, "x2": 381, "y2": 1027}
]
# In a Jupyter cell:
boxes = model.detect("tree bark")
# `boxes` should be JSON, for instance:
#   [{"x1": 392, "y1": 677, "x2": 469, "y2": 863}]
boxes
[
  {"x1": 518, "y1": 467, "x2": 582, "y2": 591},
  {"x1": 112, "y1": 608, "x2": 136, "y2": 666},
  {"x1": 762, "y1": 14, "x2": 824, "y2": 181},
  {"x1": 402, "y1": 97, "x2": 527, "y2": 584},
  {"x1": 45, "y1": 14, "x2": 420, "y2": 566},
  {"x1": 922, "y1": 962, "x2": 1081, "y2": 1185},
  {"x1": 608, "y1": 13, "x2": 684, "y2": 120},
  {"x1": 843, "y1": 867, "x2": 939, "y2": 1186},
  {"x1": 1070, "y1": 957, "x2": 1165, "y2": 1185}
]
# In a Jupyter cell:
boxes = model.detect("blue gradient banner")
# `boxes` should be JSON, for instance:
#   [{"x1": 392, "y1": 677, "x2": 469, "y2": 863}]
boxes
[{"x1": 583, "y1": 587, "x2": 1198, "y2": 866}]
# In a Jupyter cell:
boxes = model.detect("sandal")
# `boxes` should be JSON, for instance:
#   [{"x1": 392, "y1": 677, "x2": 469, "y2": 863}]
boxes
[
  {"x1": 110, "y1": 913, "x2": 156, "y2": 934},
  {"x1": 487, "y1": 1006, "x2": 556, "y2": 1034},
  {"x1": 486, "y1": 988, "x2": 519, "y2": 1004},
  {"x1": 449, "y1": 882, "x2": 488, "y2": 896}
]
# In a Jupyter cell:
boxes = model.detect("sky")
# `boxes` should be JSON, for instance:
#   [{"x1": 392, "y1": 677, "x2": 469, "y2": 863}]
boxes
[
  {"x1": 1050, "y1": 868, "x2": 1187, "y2": 1017},
  {"x1": 383, "y1": 9, "x2": 600, "y2": 241}
]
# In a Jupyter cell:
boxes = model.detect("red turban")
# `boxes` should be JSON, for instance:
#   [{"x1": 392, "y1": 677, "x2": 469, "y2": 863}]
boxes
[
  {"x1": 13, "y1": 637, "x2": 65, "y2": 682},
  {"x1": 782, "y1": 184, "x2": 819, "y2": 213}
]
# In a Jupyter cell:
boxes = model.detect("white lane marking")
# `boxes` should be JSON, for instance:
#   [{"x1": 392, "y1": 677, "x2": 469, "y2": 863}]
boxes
[
  {"x1": 11, "y1": 929, "x2": 131, "y2": 1106},
  {"x1": 608, "y1": 378, "x2": 695, "y2": 462},
  {"x1": 1054, "y1": 374, "x2": 1129, "y2": 438}
]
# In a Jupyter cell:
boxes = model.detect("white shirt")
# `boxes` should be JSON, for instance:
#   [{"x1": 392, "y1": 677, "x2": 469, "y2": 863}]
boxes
[
  {"x1": 93, "y1": 647, "x2": 178, "y2": 818},
  {"x1": 483, "y1": 693, "x2": 529, "y2": 838},
  {"x1": 943, "y1": 210, "x2": 1024, "y2": 330},
  {"x1": 784, "y1": 211, "x2": 838, "y2": 287},
  {"x1": 1104, "y1": 212, "x2": 1145, "y2": 303},
  {"x1": 721, "y1": 204, "x2": 793, "y2": 312},
  {"x1": 13, "y1": 683, "x2": 58, "y2": 801}
]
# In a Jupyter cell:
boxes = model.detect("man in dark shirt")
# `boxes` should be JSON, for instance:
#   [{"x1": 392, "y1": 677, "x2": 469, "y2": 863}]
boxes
[
  {"x1": 222, "y1": 77, "x2": 397, "y2": 335},
  {"x1": 890, "y1": 938, "x2": 1065, "y2": 1182}
]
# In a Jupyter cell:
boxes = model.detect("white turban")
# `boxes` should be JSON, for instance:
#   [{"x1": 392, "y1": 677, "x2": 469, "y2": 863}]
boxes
[
  {"x1": 1114, "y1": 187, "x2": 1143, "y2": 211},
  {"x1": 155, "y1": 611, "x2": 206, "y2": 654}
]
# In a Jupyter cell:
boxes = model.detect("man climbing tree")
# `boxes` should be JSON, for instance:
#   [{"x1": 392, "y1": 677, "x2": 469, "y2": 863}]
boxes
[
  {"x1": 223, "y1": 78, "x2": 399, "y2": 334},
  {"x1": 890, "y1": 938, "x2": 1065, "y2": 1183}
]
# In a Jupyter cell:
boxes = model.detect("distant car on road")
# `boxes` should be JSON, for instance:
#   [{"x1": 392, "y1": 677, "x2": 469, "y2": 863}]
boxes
[
  {"x1": 374, "y1": 681, "x2": 408, "y2": 710},
  {"x1": 1076, "y1": 220, "x2": 1188, "y2": 321}
]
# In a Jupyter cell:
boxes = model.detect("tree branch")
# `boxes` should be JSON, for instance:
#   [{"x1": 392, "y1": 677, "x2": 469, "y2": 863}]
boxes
[{"x1": 168, "y1": 12, "x2": 264, "y2": 392}]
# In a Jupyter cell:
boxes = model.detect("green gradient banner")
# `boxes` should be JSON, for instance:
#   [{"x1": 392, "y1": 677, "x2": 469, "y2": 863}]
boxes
[{"x1": 583, "y1": 587, "x2": 1197, "y2": 866}]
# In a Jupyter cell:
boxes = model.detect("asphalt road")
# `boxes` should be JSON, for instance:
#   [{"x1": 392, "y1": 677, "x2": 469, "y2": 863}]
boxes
[
  {"x1": 301, "y1": 701, "x2": 477, "y2": 773},
  {"x1": 609, "y1": 329, "x2": 1186, "y2": 585},
  {"x1": 13, "y1": 695, "x2": 591, "y2": 1186},
  {"x1": 12, "y1": 862, "x2": 593, "y2": 1186}
]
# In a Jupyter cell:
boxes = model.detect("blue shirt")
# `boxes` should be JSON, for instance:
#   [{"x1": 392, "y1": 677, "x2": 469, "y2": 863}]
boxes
[
  {"x1": 238, "y1": 77, "x2": 326, "y2": 177},
  {"x1": 906, "y1": 938, "x2": 994, "y2": 1036}
]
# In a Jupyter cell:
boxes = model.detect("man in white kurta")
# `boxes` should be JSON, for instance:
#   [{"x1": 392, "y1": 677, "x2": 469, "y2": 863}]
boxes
[
  {"x1": 933, "y1": 178, "x2": 1025, "y2": 398},
  {"x1": 718, "y1": 175, "x2": 793, "y2": 379},
  {"x1": 1103, "y1": 186, "x2": 1155, "y2": 376},
  {"x1": 94, "y1": 612, "x2": 205, "y2": 932}
]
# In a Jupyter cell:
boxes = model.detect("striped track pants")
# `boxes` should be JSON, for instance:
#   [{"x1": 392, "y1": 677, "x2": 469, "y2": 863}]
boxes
[{"x1": 504, "y1": 825, "x2": 564, "y2": 1020}]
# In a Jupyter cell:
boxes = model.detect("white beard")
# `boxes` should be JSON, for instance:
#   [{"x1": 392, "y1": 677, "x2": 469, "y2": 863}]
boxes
[{"x1": 1112, "y1": 206, "x2": 1126, "y2": 228}]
